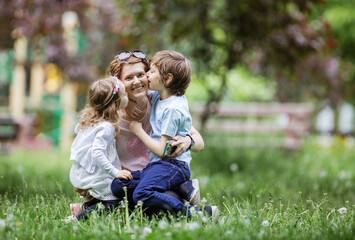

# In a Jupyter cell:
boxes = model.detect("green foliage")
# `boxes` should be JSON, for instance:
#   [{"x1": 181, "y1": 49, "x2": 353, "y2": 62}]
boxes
[{"x1": 1, "y1": 137, "x2": 355, "y2": 239}]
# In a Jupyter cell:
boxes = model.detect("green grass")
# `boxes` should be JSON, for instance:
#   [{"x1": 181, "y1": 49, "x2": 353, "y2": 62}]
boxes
[{"x1": 0, "y1": 136, "x2": 354, "y2": 239}]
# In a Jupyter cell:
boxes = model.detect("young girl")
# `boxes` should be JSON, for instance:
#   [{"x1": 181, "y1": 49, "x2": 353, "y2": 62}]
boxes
[{"x1": 63, "y1": 76, "x2": 132, "y2": 222}]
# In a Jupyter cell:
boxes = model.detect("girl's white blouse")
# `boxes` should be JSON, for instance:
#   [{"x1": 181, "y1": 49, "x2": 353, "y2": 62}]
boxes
[{"x1": 69, "y1": 121, "x2": 121, "y2": 200}]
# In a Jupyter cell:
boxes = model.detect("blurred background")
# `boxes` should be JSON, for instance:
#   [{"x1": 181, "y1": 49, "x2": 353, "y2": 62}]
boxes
[
  {"x1": 1, "y1": 2, "x2": 355, "y2": 238},
  {"x1": 0, "y1": 0, "x2": 355, "y2": 151}
]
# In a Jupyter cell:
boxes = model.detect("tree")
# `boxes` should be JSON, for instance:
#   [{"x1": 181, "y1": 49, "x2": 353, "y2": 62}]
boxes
[
  {"x1": 115, "y1": 0, "x2": 341, "y2": 127},
  {"x1": 0, "y1": 0, "x2": 124, "y2": 82}
]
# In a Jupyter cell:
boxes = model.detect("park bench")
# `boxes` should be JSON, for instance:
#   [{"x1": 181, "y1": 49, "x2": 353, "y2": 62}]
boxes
[
  {"x1": 0, "y1": 115, "x2": 20, "y2": 151},
  {"x1": 191, "y1": 102, "x2": 314, "y2": 149}
]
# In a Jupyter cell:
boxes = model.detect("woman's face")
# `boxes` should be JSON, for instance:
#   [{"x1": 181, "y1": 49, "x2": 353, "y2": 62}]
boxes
[{"x1": 120, "y1": 62, "x2": 148, "y2": 102}]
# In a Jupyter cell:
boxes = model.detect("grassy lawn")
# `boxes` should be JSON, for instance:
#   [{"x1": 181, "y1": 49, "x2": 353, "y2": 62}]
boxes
[{"x1": 0, "y1": 136, "x2": 354, "y2": 239}]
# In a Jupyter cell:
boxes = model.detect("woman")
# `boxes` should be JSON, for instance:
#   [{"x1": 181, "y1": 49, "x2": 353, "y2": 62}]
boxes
[{"x1": 75, "y1": 51, "x2": 203, "y2": 206}]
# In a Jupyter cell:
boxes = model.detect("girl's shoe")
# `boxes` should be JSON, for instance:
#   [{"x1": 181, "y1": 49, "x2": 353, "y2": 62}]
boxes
[{"x1": 70, "y1": 203, "x2": 83, "y2": 216}]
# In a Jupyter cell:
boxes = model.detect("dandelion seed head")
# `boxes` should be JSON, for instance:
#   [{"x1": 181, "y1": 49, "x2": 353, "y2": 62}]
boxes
[
  {"x1": 243, "y1": 218, "x2": 250, "y2": 226},
  {"x1": 158, "y1": 220, "x2": 168, "y2": 229},
  {"x1": 174, "y1": 222, "x2": 182, "y2": 228},
  {"x1": 0, "y1": 219, "x2": 6, "y2": 229},
  {"x1": 190, "y1": 207, "x2": 196, "y2": 216},
  {"x1": 338, "y1": 170, "x2": 350, "y2": 180},
  {"x1": 236, "y1": 182, "x2": 245, "y2": 190},
  {"x1": 258, "y1": 230, "x2": 265, "y2": 238},
  {"x1": 262, "y1": 220, "x2": 270, "y2": 227},
  {"x1": 230, "y1": 163, "x2": 238, "y2": 172},
  {"x1": 165, "y1": 232, "x2": 172, "y2": 237},
  {"x1": 319, "y1": 170, "x2": 327, "y2": 178},
  {"x1": 185, "y1": 221, "x2": 200, "y2": 230},
  {"x1": 201, "y1": 197, "x2": 207, "y2": 204},
  {"x1": 142, "y1": 227, "x2": 152, "y2": 235},
  {"x1": 338, "y1": 207, "x2": 347, "y2": 215}
]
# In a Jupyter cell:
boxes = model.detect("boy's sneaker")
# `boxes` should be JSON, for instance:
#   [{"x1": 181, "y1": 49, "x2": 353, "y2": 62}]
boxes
[
  {"x1": 203, "y1": 205, "x2": 219, "y2": 221},
  {"x1": 178, "y1": 179, "x2": 200, "y2": 206}
]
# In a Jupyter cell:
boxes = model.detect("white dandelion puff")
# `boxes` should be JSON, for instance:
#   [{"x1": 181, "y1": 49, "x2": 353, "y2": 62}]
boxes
[
  {"x1": 142, "y1": 227, "x2": 152, "y2": 235},
  {"x1": 0, "y1": 219, "x2": 6, "y2": 229},
  {"x1": 230, "y1": 163, "x2": 238, "y2": 172},
  {"x1": 319, "y1": 171, "x2": 327, "y2": 178},
  {"x1": 262, "y1": 220, "x2": 270, "y2": 227},
  {"x1": 338, "y1": 207, "x2": 347, "y2": 215},
  {"x1": 158, "y1": 220, "x2": 169, "y2": 229},
  {"x1": 174, "y1": 222, "x2": 182, "y2": 228},
  {"x1": 185, "y1": 221, "x2": 200, "y2": 230}
]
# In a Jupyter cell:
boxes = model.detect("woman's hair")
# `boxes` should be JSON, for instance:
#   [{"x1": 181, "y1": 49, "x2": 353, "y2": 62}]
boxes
[
  {"x1": 109, "y1": 55, "x2": 149, "y2": 79},
  {"x1": 77, "y1": 77, "x2": 123, "y2": 134},
  {"x1": 149, "y1": 50, "x2": 191, "y2": 96}
]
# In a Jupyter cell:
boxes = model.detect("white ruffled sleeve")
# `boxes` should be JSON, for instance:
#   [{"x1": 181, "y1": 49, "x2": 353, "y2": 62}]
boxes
[{"x1": 91, "y1": 123, "x2": 120, "y2": 177}]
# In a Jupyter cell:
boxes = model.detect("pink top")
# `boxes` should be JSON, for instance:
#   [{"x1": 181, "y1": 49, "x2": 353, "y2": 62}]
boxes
[{"x1": 116, "y1": 100, "x2": 152, "y2": 172}]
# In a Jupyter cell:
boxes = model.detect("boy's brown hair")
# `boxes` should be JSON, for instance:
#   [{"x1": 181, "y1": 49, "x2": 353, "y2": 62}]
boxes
[{"x1": 149, "y1": 50, "x2": 191, "y2": 96}]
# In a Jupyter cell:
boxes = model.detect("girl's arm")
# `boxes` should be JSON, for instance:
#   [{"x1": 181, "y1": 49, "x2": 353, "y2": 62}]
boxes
[
  {"x1": 92, "y1": 124, "x2": 132, "y2": 179},
  {"x1": 130, "y1": 121, "x2": 171, "y2": 158}
]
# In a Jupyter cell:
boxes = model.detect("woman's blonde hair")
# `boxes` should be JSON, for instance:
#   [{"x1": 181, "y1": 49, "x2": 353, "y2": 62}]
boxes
[{"x1": 77, "y1": 77, "x2": 123, "y2": 134}]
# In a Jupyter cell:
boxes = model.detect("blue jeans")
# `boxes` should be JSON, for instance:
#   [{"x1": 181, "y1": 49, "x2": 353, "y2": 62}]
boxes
[{"x1": 111, "y1": 159, "x2": 191, "y2": 216}]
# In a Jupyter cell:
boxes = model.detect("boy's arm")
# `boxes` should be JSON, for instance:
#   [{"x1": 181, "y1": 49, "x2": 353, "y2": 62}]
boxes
[{"x1": 130, "y1": 121, "x2": 171, "y2": 158}]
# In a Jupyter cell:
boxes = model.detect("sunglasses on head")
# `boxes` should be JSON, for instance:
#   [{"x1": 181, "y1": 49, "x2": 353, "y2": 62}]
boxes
[{"x1": 116, "y1": 51, "x2": 146, "y2": 61}]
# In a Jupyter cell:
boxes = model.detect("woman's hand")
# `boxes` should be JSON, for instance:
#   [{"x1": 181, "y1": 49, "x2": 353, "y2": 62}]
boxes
[
  {"x1": 115, "y1": 170, "x2": 133, "y2": 180},
  {"x1": 167, "y1": 135, "x2": 192, "y2": 158},
  {"x1": 130, "y1": 121, "x2": 143, "y2": 135}
]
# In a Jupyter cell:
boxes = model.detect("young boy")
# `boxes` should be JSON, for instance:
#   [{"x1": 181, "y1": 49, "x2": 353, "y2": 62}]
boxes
[{"x1": 121, "y1": 50, "x2": 218, "y2": 217}]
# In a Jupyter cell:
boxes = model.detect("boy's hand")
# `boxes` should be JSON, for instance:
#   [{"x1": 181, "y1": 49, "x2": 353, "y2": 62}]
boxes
[
  {"x1": 115, "y1": 170, "x2": 133, "y2": 180},
  {"x1": 130, "y1": 121, "x2": 143, "y2": 135}
]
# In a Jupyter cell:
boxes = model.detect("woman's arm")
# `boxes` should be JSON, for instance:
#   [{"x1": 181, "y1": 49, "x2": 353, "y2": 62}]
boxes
[{"x1": 190, "y1": 126, "x2": 204, "y2": 152}]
